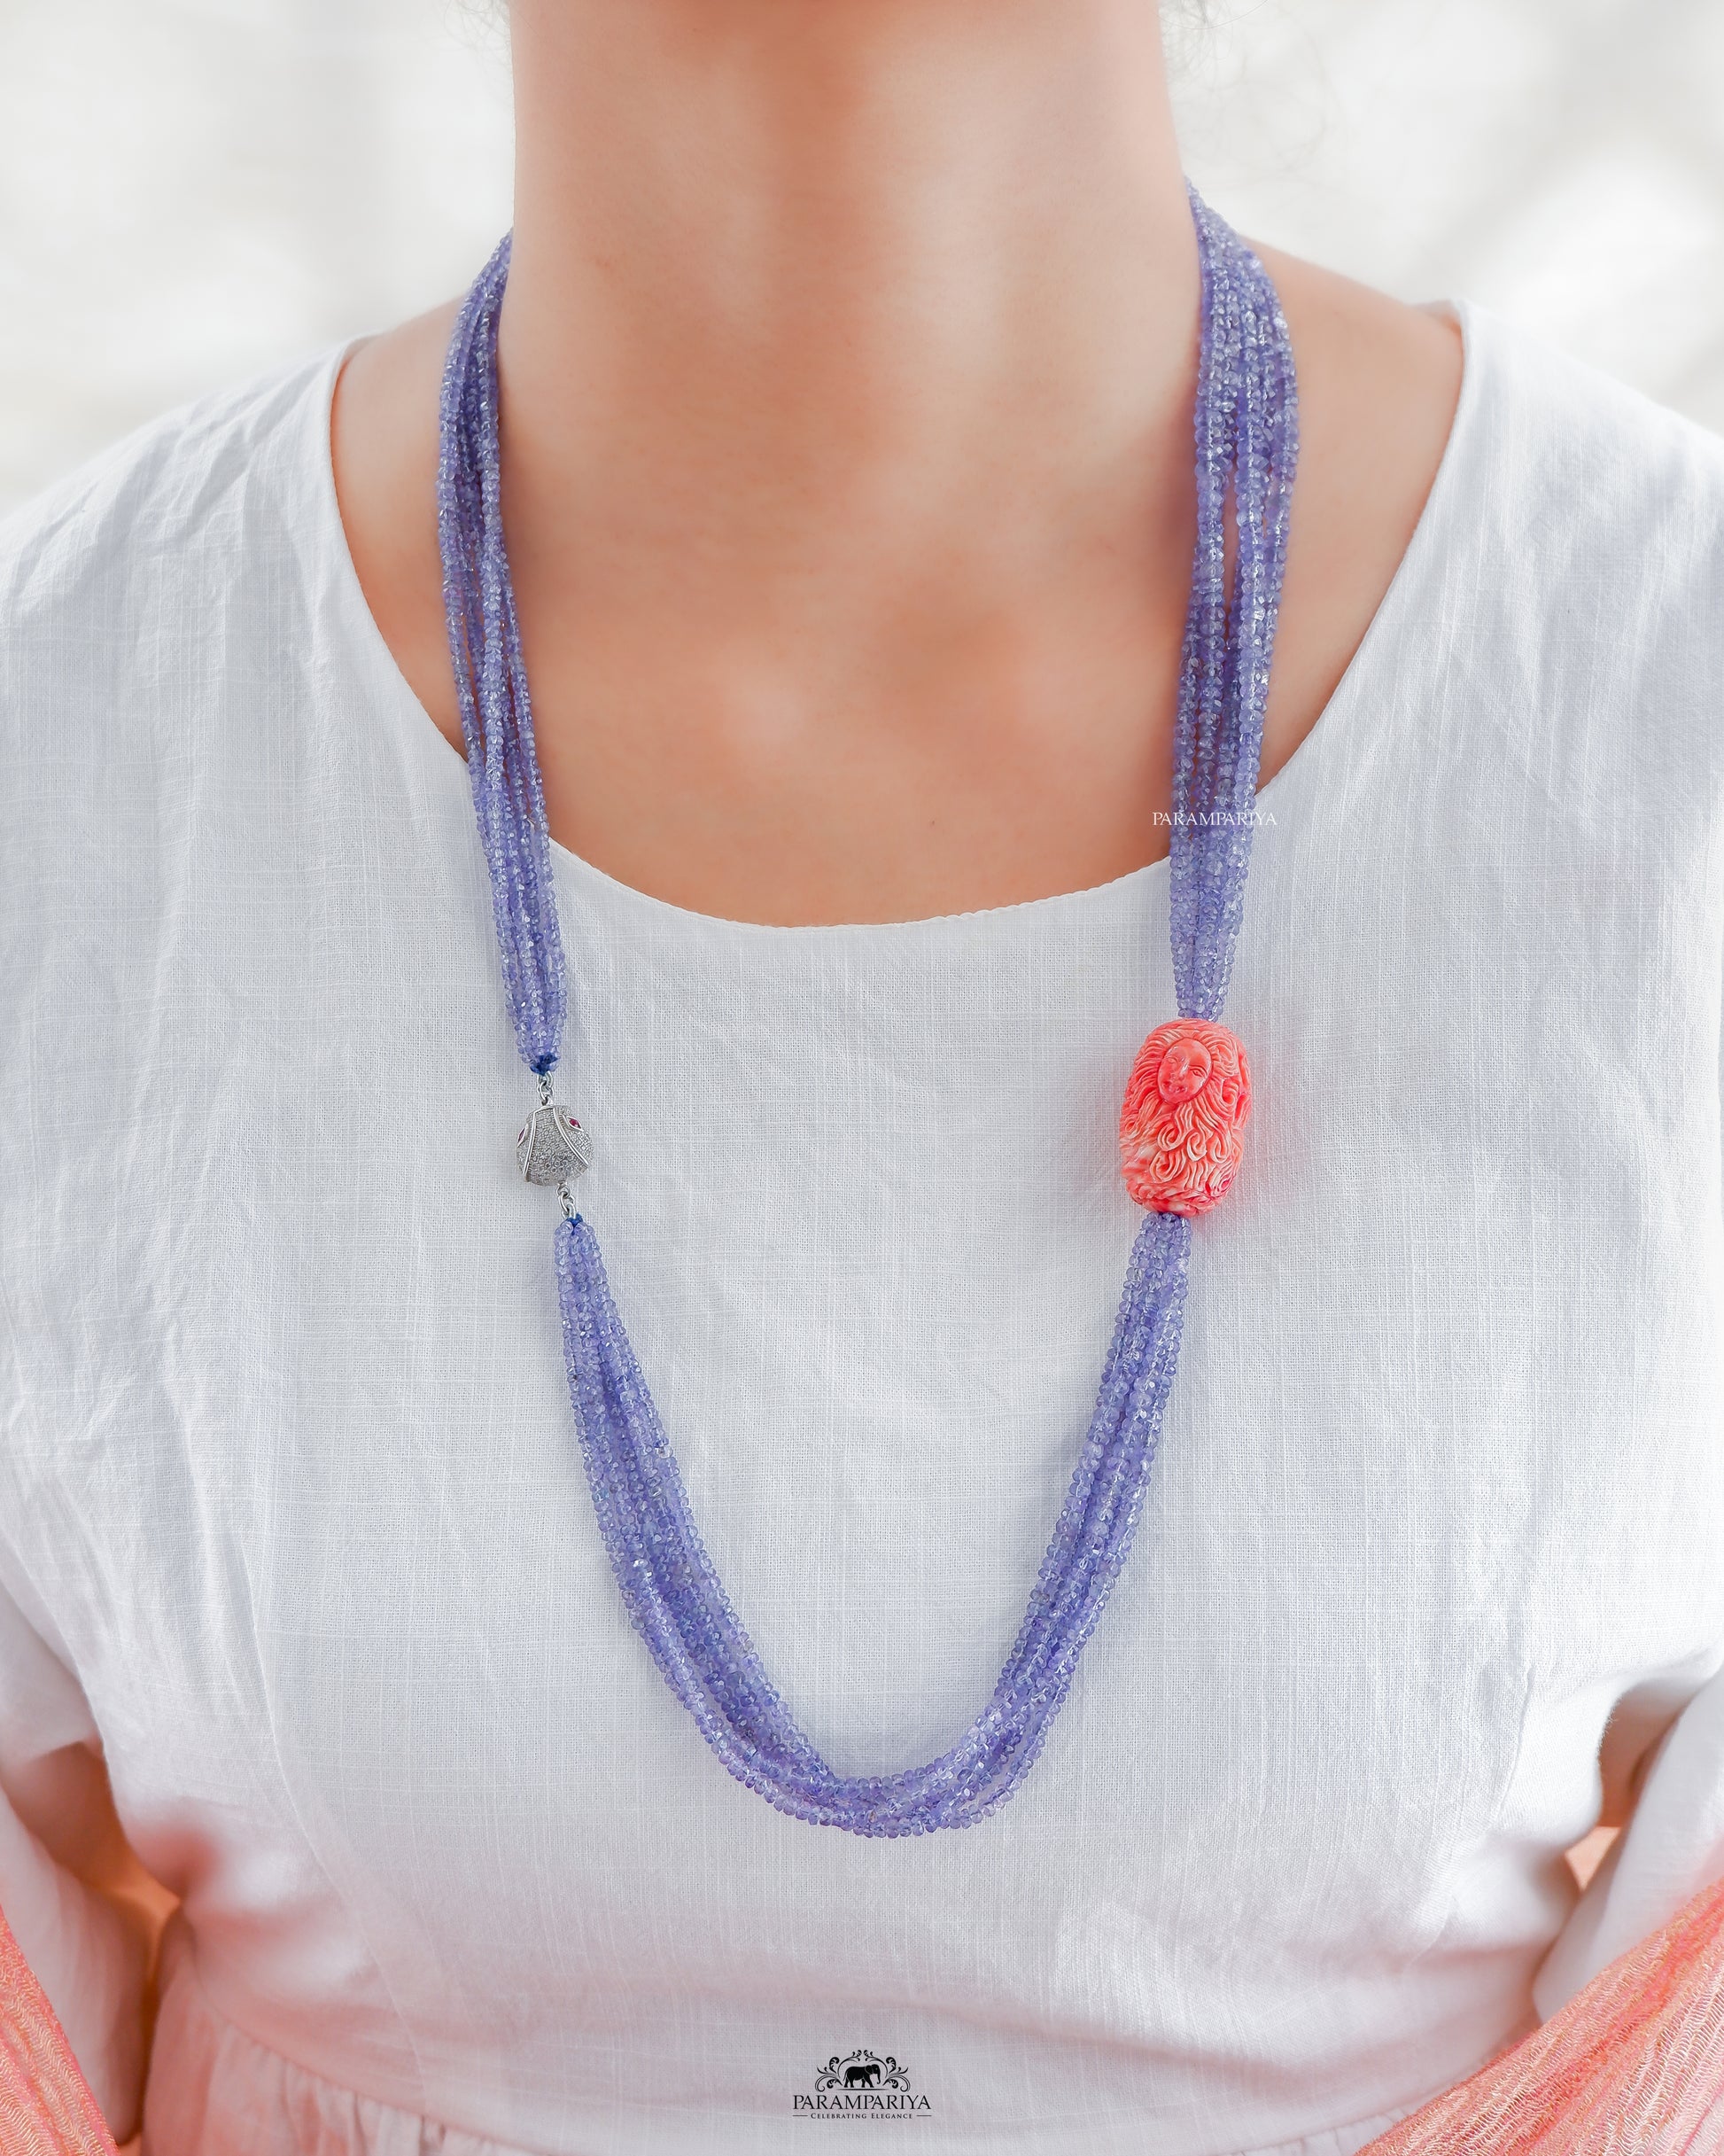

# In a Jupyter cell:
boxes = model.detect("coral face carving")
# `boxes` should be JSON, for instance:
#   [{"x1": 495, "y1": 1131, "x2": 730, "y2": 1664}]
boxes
[{"x1": 1119, "y1": 1018, "x2": 1250, "y2": 1217}]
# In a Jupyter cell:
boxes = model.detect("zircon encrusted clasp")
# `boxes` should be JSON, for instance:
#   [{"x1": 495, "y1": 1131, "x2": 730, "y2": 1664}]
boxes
[{"x1": 516, "y1": 1079, "x2": 594, "y2": 1189}]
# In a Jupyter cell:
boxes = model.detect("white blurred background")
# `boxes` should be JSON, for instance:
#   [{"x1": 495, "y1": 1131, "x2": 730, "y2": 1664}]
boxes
[{"x1": 3, "y1": 0, "x2": 1722, "y2": 514}]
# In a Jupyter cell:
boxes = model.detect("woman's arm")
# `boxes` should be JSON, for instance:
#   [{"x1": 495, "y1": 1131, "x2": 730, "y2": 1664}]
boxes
[{"x1": 0, "y1": 1570, "x2": 159, "y2": 2144}]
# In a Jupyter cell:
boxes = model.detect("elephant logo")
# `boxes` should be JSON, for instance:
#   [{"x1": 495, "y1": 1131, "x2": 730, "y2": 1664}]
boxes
[{"x1": 812, "y1": 2049, "x2": 912, "y2": 2095}]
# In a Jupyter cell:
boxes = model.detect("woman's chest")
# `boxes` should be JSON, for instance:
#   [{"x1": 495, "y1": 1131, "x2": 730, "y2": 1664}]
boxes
[{"x1": 27, "y1": 839, "x2": 1724, "y2": 2003}]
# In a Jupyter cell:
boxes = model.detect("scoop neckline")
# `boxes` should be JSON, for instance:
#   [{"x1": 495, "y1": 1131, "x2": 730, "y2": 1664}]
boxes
[{"x1": 316, "y1": 296, "x2": 1478, "y2": 942}]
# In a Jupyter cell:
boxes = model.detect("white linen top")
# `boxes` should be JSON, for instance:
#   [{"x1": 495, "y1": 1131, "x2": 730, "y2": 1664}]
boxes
[{"x1": 5, "y1": 300, "x2": 1724, "y2": 2156}]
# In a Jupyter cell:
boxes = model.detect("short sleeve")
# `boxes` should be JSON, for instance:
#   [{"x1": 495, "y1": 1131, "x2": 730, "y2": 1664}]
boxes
[
  {"x1": 1534, "y1": 1663, "x2": 1724, "y2": 2015},
  {"x1": 0, "y1": 1559, "x2": 151, "y2": 2139},
  {"x1": 1533, "y1": 961, "x2": 1724, "y2": 2016}
]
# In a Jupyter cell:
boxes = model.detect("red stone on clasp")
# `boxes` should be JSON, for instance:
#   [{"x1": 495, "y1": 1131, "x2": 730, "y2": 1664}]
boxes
[{"x1": 1119, "y1": 1017, "x2": 1251, "y2": 1217}]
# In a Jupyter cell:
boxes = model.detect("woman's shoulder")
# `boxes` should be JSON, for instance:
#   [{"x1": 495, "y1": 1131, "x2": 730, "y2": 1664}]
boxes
[
  {"x1": 1392, "y1": 302, "x2": 1724, "y2": 819},
  {"x1": 0, "y1": 349, "x2": 352, "y2": 1021},
  {"x1": 1422, "y1": 308, "x2": 1724, "y2": 862},
  {"x1": 1273, "y1": 240, "x2": 1724, "y2": 608},
  {"x1": 1454, "y1": 301, "x2": 1724, "y2": 593},
  {"x1": 0, "y1": 347, "x2": 346, "y2": 737}
]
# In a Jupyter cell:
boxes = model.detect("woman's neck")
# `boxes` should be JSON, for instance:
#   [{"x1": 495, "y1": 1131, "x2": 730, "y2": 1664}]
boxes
[
  {"x1": 501, "y1": 0, "x2": 1200, "y2": 629},
  {"x1": 331, "y1": 3, "x2": 1463, "y2": 924}
]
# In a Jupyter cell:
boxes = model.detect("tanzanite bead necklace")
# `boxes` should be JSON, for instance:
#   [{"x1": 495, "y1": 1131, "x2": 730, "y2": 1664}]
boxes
[{"x1": 435, "y1": 187, "x2": 1297, "y2": 1836}]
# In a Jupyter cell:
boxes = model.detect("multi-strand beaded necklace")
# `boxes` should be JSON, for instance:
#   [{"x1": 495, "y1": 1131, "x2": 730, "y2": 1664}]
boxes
[{"x1": 434, "y1": 187, "x2": 1297, "y2": 1837}]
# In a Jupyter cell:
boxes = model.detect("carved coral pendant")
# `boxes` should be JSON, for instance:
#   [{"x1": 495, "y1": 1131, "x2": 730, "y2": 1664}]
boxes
[{"x1": 1119, "y1": 1017, "x2": 1251, "y2": 1217}]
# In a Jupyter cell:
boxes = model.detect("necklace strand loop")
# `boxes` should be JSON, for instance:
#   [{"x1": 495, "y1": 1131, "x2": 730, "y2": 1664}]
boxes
[{"x1": 436, "y1": 186, "x2": 1298, "y2": 1834}]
